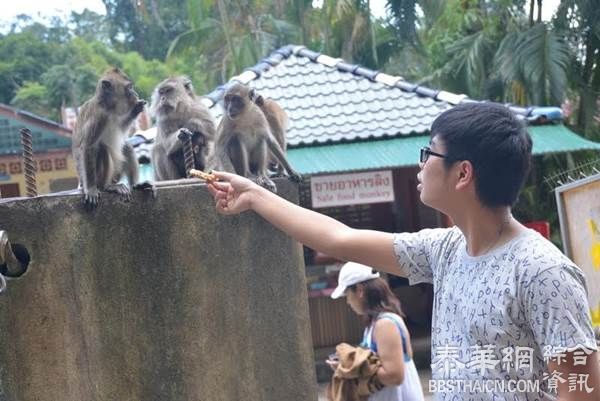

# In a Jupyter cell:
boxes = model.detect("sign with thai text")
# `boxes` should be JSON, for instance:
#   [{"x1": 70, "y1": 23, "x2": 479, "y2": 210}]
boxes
[{"x1": 310, "y1": 170, "x2": 395, "y2": 208}]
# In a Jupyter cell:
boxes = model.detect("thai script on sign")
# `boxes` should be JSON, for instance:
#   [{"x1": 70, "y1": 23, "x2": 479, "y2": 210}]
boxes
[{"x1": 310, "y1": 170, "x2": 395, "y2": 208}]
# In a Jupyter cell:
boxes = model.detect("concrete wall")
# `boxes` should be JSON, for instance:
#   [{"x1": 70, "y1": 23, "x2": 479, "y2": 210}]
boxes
[{"x1": 0, "y1": 179, "x2": 316, "y2": 401}]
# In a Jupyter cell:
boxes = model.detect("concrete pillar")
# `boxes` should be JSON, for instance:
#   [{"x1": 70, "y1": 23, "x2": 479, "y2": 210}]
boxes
[{"x1": 0, "y1": 180, "x2": 316, "y2": 401}]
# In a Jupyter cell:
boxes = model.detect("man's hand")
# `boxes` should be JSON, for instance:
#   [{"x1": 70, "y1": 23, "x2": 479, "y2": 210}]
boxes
[{"x1": 207, "y1": 171, "x2": 257, "y2": 215}]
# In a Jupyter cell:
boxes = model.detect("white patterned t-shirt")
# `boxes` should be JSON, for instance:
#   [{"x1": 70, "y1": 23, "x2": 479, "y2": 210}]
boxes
[{"x1": 393, "y1": 227, "x2": 597, "y2": 401}]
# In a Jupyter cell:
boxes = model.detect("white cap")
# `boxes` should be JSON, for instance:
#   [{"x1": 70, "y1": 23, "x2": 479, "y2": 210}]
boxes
[{"x1": 330, "y1": 262, "x2": 380, "y2": 299}]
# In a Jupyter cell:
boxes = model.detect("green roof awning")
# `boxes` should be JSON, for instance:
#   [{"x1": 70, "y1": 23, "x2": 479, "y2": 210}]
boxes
[
  {"x1": 288, "y1": 124, "x2": 600, "y2": 175},
  {"x1": 527, "y1": 124, "x2": 600, "y2": 154}
]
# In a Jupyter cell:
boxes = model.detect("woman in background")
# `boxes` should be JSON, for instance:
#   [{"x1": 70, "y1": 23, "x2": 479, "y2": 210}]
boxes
[{"x1": 328, "y1": 262, "x2": 424, "y2": 401}]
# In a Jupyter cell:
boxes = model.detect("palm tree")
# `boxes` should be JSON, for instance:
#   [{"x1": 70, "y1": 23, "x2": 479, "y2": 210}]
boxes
[
  {"x1": 554, "y1": 0, "x2": 600, "y2": 139},
  {"x1": 312, "y1": 0, "x2": 381, "y2": 67},
  {"x1": 419, "y1": 0, "x2": 570, "y2": 106},
  {"x1": 495, "y1": 23, "x2": 570, "y2": 106},
  {"x1": 167, "y1": 0, "x2": 300, "y2": 85}
]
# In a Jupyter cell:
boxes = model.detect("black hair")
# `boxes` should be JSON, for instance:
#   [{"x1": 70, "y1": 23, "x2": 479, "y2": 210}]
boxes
[
  {"x1": 348, "y1": 277, "x2": 405, "y2": 326},
  {"x1": 430, "y1": 102, "x2": 532, "y2": 207}
]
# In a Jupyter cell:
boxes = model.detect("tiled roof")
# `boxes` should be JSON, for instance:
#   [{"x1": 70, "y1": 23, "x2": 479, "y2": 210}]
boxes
[{"x1": 202, "y1": 45, "x2": 563, "y2": 148}]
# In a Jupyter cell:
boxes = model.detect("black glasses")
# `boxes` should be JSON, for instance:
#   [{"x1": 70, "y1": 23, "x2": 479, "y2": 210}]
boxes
[{"x1": 420, "y1": 147, "x2": 448, "y2": 163}]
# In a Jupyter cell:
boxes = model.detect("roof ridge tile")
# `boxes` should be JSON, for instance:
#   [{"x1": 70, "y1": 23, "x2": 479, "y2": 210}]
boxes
[
  {"x1": 354, "y1": 66, "x2": 379, "y2": 81},
  {"x1": 395, "y1": 81, "x2": 418, "y2": 92},
  {"x1": 335, "y1": 61, "x2": 360, "y2": 74},
  {"x1": 414, "y1": 86, "x2": 439, "y2": 98},
  {"x1": 296, "y1": 47, "x2": 321, "y2": 61}
]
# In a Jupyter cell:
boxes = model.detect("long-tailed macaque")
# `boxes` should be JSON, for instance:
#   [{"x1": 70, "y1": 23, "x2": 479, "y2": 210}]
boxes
[
  {"x1": 215, "y1": 83, "x2": 302, "y2": 192},
  {"x1": 150, "y1": 76, "x2": 216, "y2": 180},
  {"x1": 249, "y1": 90, "x2": 288, "y2": 175},
  {"x1": 72, "y1": 68, "x2": 146, "y2": 209}
]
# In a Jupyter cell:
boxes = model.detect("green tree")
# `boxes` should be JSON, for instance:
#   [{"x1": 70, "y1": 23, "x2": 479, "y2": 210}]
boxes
[
  {"x1": 167, "y1": 0, "x2": 301, "y2": 86},
  {"x1": 0, "y1": 19, "x2": 197, "y2": 119},
  {"x1": 386, "y1": 0, "x2": 420, "y2": 47},
  {"x1": 10, "y1": 82, "x2": 52, "y2": 119},
  {"x1": 102, "y1": 0, "x2": 188, "y2": 60},
  {"x1": 69, "y1": 9, "x2": 111, "y2": 44},
  {"x1": 316, "y1": 0, "x2": 380, "y2": 67},
  {"x1": 494, "y1": 23, "x2": 570, "y2": 106},
  {"x1": 421, "y1": 0, "x2": 570, "y2": 106},
  {"x1": 0, "y1": 25, "x2": 60, "y2": 103},
  {"x1": 554, "y1": 0, "x2": 600, "y2": 140},
  {"x1": 42, "y1": 65, "x2": 76, "y2": 111}
]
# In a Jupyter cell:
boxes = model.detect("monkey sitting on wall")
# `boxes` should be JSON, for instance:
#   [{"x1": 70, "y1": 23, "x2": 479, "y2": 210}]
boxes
[
  {"x1": 72, "y1": 67, "x2": 147, "y2": 209},
  {"x1": 215, "y1": 83, "x2": 302, "y2": 192},
  {"x1": 150, "y1": 76, "x2": 216, "y2": 180},
  {"x1": 248, "y1": 90, "x2": 288, "y2": 176}
]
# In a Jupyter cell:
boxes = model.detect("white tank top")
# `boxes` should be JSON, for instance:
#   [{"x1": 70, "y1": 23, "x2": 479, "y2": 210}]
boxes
[{"x1": 362, "y1": 313, "x2": 425, "y2": 401}]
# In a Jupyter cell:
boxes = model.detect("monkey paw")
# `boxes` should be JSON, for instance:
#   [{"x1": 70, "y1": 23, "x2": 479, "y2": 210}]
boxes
[
  {"x1": 132, "y1": 100, "x2": 146, "y2": 116},
  {"x1": 177, "y1": 128, "x2": 193, "y2": 142},
  {"x1": 83, "y1": 188, "x2": 100, "y2": 210},
  {"x1": 191, "y1": 131, "x2": 205, "y2": 147},
  {"x1": 256, "y1": 176, "x2": 277, "y2": 193},
  {"x1": 106, "y1": 183, "x2": 132, "y2": 202}
]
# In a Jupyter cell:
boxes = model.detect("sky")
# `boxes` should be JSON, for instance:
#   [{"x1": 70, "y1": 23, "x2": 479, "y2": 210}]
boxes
[
  {"x1": 369, "y1": 0, "x2": 559, "y2": 20},
  {"x1": 0, "y1": 0, "x2": 560, "y2": 31},
  {"x1": 0, "y1": 0, "x2": 106, "y2": 25}
]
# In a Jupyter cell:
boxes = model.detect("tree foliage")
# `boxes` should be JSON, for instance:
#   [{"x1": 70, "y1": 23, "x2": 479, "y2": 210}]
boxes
[
  {"x1": 0, "y1": 0, "x2": 597, "y2": 244},
  {"x1": 101, "y1": 0, "x2": 188, "y2": 60},
  {"x1": 553, "y1": 0, "x2": 600, "y2": 140},
  {"x1": 0, "y1": 19, "x2": 199, "y2": 119},
  {"x1": 0, "y1": 0, "x2": 597, "y2": 141}
]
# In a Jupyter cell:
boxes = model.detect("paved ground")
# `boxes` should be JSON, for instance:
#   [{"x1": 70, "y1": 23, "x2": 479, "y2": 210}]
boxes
[{"x1": 317, "y1": 369, "x2": 434, "y2": 400}]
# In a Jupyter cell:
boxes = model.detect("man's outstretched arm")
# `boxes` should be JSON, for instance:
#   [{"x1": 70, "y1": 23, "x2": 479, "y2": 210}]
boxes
[{"x1": 207, "y1": 171, "x2": 402, "y2": 275}]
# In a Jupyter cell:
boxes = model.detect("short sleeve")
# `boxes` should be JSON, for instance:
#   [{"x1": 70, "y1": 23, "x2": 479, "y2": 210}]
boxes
[
  {"x1": 522, "y1": 263, "x2": 597, "y2": 354},
  {"x1": 393, "y1": 227, "x2": 461, "y2": 285}
]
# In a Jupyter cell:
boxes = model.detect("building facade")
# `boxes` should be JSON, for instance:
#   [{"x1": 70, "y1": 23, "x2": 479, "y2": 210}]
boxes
[{"x1": 0, "y1": 104, "x2": 77, "y2": 197}]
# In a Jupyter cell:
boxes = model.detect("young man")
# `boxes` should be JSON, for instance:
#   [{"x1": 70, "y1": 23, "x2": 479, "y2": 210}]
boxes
[{"x1": 208, "y1": 102, "x2": 599, "y2": 400}]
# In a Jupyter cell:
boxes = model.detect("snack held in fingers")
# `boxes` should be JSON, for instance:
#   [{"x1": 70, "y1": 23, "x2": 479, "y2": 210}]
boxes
[{"x1": 189, "y1": 169, "x2": 217, "y2": 183}]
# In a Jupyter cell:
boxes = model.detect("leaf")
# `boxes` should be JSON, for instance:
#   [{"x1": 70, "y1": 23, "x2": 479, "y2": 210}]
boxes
[
  {"x1": 166, "y1": 18, "x2": 221, "y2": 60},
  {"x1": 444, "y1": 30, "x2": 493, "y2": 96},
  {"x1": 386, "y1": 0, "x2": 419, "y2": 44},
  {"x1": 513, "y1": 23, "x2": 569, "y2": 105},
  {"x1": 494, "y1": 23, "x2": 571, "y2": 105}
]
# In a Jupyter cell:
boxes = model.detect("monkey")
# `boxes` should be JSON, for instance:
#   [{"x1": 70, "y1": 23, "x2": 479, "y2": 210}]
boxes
[
  {"x1": 248, "y1": 90, "x2": 288, "y2": 176},
  {"x1": 72, "y1": 67, "x2": 147, "y2": 209},
  {"x1": 149, "y1": 76, "x2": 216, "y2": 180},
  {"x1": 214, "y1": 83, "x2": 302, "y2": 192}
]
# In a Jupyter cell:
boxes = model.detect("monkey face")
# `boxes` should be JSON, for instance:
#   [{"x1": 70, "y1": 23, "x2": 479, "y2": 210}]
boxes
[
  {"x1": 223, "y1": 93, "x2": 246, "y2": 119},
  {"x1": 156, "y1": 84, "x2": 177, "y2": 114},
  {"x1": 223, "y1": 83, "x2": 258, "y2": 119},
  {"x1": 98, "y1": 69, "x2": 142, "y2": 116},
  {"x1": 150, "y1": 77, "x2": 197, "y2": 118}
]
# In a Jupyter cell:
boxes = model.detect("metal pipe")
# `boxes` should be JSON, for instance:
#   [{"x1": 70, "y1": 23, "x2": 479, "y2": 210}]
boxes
[
  {"x1": 0, "y1": 230, "x2": 29, "y2": 294},
  {"x1": 20, "y1": 128, "x2": 38, "y2": 197},
  {"x1": 177, "y1": 128, "x2": 195, "y2": 178}
]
